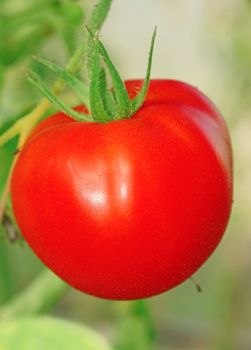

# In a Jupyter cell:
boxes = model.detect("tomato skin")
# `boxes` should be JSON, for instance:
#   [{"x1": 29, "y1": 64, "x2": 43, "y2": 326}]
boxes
[
  {"x1": 126, "y1": 79, "x2": 222, "y2": 119},
  {"x1": 11, "y1": 80, "x2": 232, "y2": 300}
]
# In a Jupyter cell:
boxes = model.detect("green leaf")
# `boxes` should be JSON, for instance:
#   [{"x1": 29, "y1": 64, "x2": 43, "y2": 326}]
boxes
[
  {"x1": 61, "y1": 27, "x2": 80, "y2": 55},
  {"x1": 27, "y1": 70, "x2": 93, "y2": 123},
  {"x1": 1, "y1": 2, "x2": 83, "y2": 36},
  {"x1": 0, "y1": 317, "x2": 113, "y2": 350},
  {"x1": 58, "y1": 3, "x2": 84, "y2": 26},
  {"x1": 131, "y1": 27, "x2": 157, "y2": 113},
  {"x1": 33, "y1": 56, "x2": 90, "y2": 110},
  {"x1": 1, "y1": 28, "x2": 49, "y2": 66},
  {"x1": 0, "y1": 2, "x2": 84, "y2": 66},
  {"x1": 51, "y1": 3, "x2": 84, "y2": 54}
]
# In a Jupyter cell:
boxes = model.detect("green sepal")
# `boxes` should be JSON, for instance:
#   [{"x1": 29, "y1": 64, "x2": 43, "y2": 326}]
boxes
[
  {"x1": 88, "y1": 30, "x2": 132, "y2": 119},
  {"x1": 27, "y1": 70, "x2": 93, "y2": 123},
  {"x1": 89, "y1": 46, "x2": 112, "y2": 123},
  {"x1": 87, "y1": 27, "x2": 157, "y2": 122},
  {"x1": 131, "y1": 27, "x2": 157, "y2": 113},
  {"x1": 33, "y1": 56, "x2": 90, "y2": 110}
]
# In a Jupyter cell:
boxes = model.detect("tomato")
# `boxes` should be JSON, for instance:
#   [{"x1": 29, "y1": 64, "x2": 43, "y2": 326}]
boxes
[{"x1": 10, "y1": 80, "x2": 233, "y2": 300}]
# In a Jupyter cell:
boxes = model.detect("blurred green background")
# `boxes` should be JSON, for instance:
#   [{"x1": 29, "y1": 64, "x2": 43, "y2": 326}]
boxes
[{"x1": 0, "y1": 0, "x2": 250, "y2": 349}]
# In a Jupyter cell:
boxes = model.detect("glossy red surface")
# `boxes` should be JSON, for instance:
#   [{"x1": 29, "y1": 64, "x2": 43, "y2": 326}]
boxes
[{"x1": 11, "y1": 80, "x2": 233, "y2": 299}]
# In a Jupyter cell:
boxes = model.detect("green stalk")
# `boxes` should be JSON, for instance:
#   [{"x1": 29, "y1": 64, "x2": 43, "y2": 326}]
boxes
[
  {"x1": 87, "y1": 0, "x2": 113, "y2": 79},
  {"x1": 114, "y1": 300, "x2": 156, "y2": 350},
  {"x1": 132, "y1": 300, "x2": 156, "y2": 343}
]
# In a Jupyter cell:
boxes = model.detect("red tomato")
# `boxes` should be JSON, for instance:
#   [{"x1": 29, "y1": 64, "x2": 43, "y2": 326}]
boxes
[{"x1": 11, "y1": 80, "x2": 233, "y2": 300}]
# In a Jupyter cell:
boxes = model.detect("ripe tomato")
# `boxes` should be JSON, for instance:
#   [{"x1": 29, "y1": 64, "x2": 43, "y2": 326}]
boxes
[{"x1": 11, "y1": 80, "x2": 233, "y2": 300}]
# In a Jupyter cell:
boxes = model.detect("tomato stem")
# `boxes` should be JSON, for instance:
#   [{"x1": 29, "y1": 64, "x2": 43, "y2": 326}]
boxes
[
  {"x1": 86, "y1": 27, "x2": 156, "y2": 123},
  {"x1": 86, "y1": 0, "x2": 113, "y2": 79}
]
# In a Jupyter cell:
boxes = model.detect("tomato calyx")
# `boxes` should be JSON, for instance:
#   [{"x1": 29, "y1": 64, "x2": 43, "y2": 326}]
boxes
[
  {"x1": 88, "y1": 27, "x2": 156, "y2": 123},
  {"x1": 27, "y1": 28, "x2": 157, "y2": 124}
]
